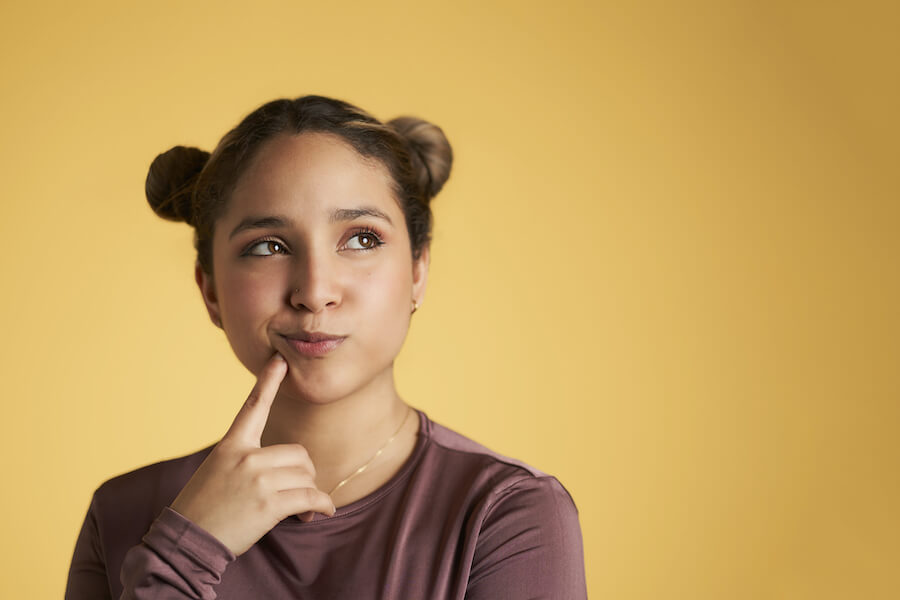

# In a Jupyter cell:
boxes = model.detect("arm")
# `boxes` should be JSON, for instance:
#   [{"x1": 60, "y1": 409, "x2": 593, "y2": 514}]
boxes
[
  {"x1": 66, "y1": 496, "x2": 113, "y2": 600},
  {"x1": 65, "y1": 499, "x2": 234, "y2": 600},
  {"x1": 466, "y1": 477, "x2": 587, "y2": 600},
  {"x1": 69, "y1": 353, "x2": 330, "y2": 599},
  {"x1": 118, "y1": 508, "x2": 234, "y2": 600}
]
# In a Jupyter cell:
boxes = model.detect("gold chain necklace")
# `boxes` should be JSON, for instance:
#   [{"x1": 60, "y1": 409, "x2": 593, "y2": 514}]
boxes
[{"x1": 328, "y1": 407, "x2": 413, "y2": 496}]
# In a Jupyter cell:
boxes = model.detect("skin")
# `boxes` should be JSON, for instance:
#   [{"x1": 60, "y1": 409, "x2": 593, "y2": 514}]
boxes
[{"x1": 170, "y1": 132, "x2": 429, "y2": 555}]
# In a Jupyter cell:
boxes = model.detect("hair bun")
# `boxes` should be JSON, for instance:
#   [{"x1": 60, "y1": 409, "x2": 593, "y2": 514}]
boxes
[
  {"x1": 145, "y1": 146, "x2": 209, "y2": 225},
  {"x1": 388, "y1": 117, "x2": 453, "y2": 200}
]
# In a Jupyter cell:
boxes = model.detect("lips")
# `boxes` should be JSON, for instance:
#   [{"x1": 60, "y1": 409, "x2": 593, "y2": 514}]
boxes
[
  {"x1": 285, "y1": 331, "x2": 346, "y2": 343},
  {"x1": 280, "y1": 332, "x2": 347, "y2": 357}
]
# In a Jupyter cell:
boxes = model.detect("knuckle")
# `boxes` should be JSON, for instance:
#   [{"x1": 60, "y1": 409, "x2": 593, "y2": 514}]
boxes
[
  {"x1": 236, "y1": 451, "x2": 259, "y2": 472},
  {"x1": 252, "y1": 472, "x2": 269, "y2": 491},
  {"x1": 292, "y1": 443, "x2": 310, "y2": 462},
  {"x1": 255, "y1": 496, "x2": 271, "y2": 514},
  {"x1": 245, "y1": 391, "x2": 262, "y2": 409},
  {"x1": 294, "y1": 470, "x2": 314, "y2": 488},
  {"x1": 291, "y1": 445, "x2": 315, "y2": 474}
]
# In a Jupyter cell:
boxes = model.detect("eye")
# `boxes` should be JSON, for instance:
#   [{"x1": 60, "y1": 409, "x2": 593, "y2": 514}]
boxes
[
  {"x1": 345, "y1": 229, "x2": 384, "y2": 251},
  {"x1": 244, "y1": 239, "x2": 288, "y2": 256}
]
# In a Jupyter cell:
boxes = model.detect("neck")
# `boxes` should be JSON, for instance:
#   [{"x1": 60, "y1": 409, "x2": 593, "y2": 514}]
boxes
[{"x1": 260, "y1": 365, "x2": 412, "y2": 494}]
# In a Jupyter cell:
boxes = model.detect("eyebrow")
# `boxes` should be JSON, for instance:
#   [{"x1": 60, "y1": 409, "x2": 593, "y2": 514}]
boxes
[
  {"x1": 228, "y1": 216, "x2": 289, "y2": 240},
  {"x1": 228, "y1": 206, "x2": 393, "y2": 240},
  {"x1": 330, "y1": 206, "x2": 393, "y2": 226}
]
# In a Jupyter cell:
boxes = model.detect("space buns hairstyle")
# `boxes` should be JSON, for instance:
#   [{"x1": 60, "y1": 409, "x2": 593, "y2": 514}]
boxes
[{"x1": 145, "y1": 95, "x2": 453, "y2": 275}]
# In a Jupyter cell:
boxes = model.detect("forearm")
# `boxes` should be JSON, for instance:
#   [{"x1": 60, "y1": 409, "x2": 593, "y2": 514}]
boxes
[{"x1": 119, "y1": 507, "x2": 235, "y2": 600}]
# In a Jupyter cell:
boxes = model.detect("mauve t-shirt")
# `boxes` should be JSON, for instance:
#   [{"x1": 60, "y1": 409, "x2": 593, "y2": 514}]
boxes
[{"x1": 66, "y1": 410, "x2": 587, "y2": 599}]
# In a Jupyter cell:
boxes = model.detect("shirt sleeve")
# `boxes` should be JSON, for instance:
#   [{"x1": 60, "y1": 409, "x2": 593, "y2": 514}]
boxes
[
  {"x1": 66, "y1": 495, "x2": 113, "y2": 600},
  {"x1": 118, "y1": 507, "x2": 236, "y2": 600},
  {"x1": 465, "y1": 477, "x2": 588, "y2": 600}
]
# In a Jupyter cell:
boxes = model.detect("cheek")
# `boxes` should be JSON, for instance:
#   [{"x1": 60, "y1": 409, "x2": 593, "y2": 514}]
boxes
[
  {"x1": 218, "y1": 271, "x2": 282, "y2": 371},
  {"x1": 352, "y1": 260, "x2": 413, "y2": 342},
  {"x1": 222, "y1": 275, "x2": 271, "y2": 314},
  {"x1": 219, "y1": 269, "x2": 276, "y2": 320},
  {"x1": 362, "y1": 259, "x2": 412, "y2": 310}
]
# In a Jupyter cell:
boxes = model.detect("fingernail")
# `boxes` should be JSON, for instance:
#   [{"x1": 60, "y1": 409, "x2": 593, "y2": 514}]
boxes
[{"x1": 274, "y1": 353, "x2": 285, "y2": 363}]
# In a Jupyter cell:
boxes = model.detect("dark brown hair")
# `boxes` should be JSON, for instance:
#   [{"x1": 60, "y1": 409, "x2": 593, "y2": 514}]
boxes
[{"x1": 145, "y1": 95, "x2": 453, "y2": 274}]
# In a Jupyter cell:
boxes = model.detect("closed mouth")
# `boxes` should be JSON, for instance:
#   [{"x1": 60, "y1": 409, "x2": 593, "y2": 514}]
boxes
[
  {"x1": 279, "y1": 332, "x2": 347, "y2": 358},
  {"x1": 282, "y1": 331, "x2": 347, "y2": 343}
]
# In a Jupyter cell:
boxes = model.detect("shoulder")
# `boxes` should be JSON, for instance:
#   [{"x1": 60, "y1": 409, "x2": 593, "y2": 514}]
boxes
[
  {"x1": 76, "y1": 446, "x2": 215, "y2": 594},
  {"x1": 92, "y1": 445, "x2": 214, "y2": 534},
  {"x1": 95, "y1": 445, "x2": 213, "y2": 504},
  {"x1": 414, "y1": 413, "x2": 580, "y2": 524},
  {"x1": 415, "y1": 413, "x2": 586, "y2": 597}
]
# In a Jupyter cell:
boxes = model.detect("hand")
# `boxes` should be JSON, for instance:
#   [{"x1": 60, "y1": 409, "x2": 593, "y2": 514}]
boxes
[{"x1": 169, "y1": 352, "x2": 335, "y2": 555}]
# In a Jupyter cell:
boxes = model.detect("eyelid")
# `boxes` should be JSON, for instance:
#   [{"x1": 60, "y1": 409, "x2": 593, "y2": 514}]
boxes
[
  {"x1": 241, "y1": 235, "x2": 289, "y2": 256},
  {"x1": 343, "y1": 226, "x2": 385, "y2": 251},
  {"x1": 240, "y1": 227, "x2": 385, "y2": 256}
]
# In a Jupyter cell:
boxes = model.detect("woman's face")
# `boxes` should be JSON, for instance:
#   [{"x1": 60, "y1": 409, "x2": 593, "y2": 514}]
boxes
[{"x1": 196, "y1": 132, "x2": 428, "y2": 404}]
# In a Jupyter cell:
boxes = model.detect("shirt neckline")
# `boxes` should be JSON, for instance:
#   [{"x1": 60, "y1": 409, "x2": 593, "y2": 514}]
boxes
[{"x1": 278, "y1": 408, "x2": 431, "y2": 526}]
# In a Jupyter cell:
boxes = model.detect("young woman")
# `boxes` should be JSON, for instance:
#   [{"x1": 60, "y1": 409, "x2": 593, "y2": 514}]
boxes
[{"x1": 66, "y1": 95, "x2": 587, "y2": 599}]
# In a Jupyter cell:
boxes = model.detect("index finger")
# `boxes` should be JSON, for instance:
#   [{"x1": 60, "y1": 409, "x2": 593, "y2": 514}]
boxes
[{"x1": 224, "y1": 353, "x2": 288, "y2": 445}]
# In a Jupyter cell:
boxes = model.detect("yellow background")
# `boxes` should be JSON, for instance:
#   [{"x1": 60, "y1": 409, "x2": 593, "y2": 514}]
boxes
[{"x1": 1, "y1": 1, "x2": 897, "y2": 598}]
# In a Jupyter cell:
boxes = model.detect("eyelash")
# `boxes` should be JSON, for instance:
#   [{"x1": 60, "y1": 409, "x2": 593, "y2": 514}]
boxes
[{"x1": 241, "y1": 227, "x2": 386, "y2": 257}]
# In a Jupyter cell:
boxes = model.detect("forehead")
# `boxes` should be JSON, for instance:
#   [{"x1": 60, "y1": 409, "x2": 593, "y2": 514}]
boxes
[{"x1": 223, "y1": 131, "x2": 401, "y2": 224}]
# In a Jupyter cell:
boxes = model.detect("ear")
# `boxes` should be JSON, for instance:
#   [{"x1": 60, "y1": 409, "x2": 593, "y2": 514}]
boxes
[
  {"x1": 195, "y1": 262, "x2": 223, "y2": 328},
  {"x1": 411, "y1": 245, "x2": 430, "y2": 308}
]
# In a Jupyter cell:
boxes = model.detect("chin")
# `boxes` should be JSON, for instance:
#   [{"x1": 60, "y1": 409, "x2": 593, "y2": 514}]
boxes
[
  {"x1": 280, "y1": 361, "x2": 378, "y2": 405},
  {"x1": 280, "y1": 373, "x2": 345, "y2": 404}
]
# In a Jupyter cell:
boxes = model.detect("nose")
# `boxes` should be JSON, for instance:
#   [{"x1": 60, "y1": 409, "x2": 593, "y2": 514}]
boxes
[{"x1": 288, "y1": 249, "x2": 341, "y2": 314}]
